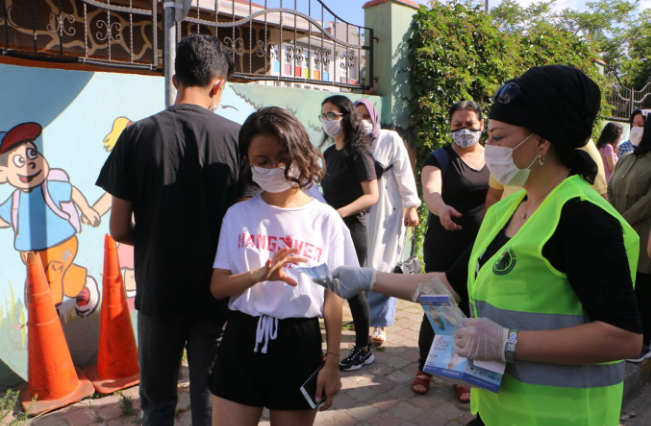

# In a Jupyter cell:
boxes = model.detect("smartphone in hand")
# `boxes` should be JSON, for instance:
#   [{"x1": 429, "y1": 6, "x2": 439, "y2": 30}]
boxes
[{"x1": 300, "y1": 361, "x2": 326, "y2": 409}]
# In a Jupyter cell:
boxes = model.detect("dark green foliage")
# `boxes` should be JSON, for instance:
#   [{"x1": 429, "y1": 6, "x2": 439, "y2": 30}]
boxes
[{"x1": 408, "y1": 1, "x2": 604, "y2": 249}]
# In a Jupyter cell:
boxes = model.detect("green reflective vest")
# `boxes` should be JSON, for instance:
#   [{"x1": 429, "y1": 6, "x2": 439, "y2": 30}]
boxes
[{"x1": 468, "y1": 175, "x2": 639, "y2": 426}]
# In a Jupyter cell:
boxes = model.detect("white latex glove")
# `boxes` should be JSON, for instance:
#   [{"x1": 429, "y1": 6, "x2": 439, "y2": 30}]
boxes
[
  {"x1": 313, "y1": 266, "x2": 377, "y2": 299},
  {"x1": 453, "y1": 318, "x2": 509, "y2": 362}
]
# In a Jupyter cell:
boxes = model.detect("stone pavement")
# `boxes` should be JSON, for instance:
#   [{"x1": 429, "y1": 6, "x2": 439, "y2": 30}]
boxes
[{"x1": 7, "y1": 299, "x2": 475, "y2": 425}]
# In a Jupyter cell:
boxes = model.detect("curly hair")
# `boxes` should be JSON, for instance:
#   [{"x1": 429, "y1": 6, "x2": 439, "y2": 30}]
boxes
[
  {"x1": 321, "y1": 95, "x2": 370, "y2": 160},
  {"x1": 239, "y1": 107, "x2": 325, "y2": 189}
]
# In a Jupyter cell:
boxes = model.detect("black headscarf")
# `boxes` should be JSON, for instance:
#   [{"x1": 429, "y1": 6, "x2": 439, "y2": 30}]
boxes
[
  {"x1": 489, "y1": 65, "x2": 600, "y2": 183},
  {"x1": 633, "y1": 116, "x2": 651, "y2": 157}
]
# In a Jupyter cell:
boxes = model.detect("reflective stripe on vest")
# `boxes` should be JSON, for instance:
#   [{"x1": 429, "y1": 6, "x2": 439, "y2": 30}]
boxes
[{"x1": 475, "y1": 300, "x2": 624, "y2": 388}]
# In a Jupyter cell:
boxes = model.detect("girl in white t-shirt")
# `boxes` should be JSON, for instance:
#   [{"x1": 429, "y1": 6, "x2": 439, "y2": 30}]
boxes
[{"x1": 209, "y1": 107, "x2": 358, "y2": 426}]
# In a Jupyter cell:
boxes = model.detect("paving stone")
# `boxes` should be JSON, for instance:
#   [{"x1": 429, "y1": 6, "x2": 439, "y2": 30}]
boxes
[
  {"x1": 346, "y1": 385, "x2": 378, "y2": 402},
  {"x1": 30, "y1": 415, "x2": 69, "y2": 426},
  {"x1": 387, "y1": 384, "x2": 414, "y2": 401},
  {"x1": 386, "y1": 356, "x2": 411, "y2": 369},
  {"x1": 388, "y1": 401, "x2": 423, "y2": 421},
  {"x1": 333, "y1": 391, "x2": 359, "y2": 409},
  {"x1": 362, "y1": 411, "x2": 403, "y2": 426},
  {"x1": 386, "y1": 370, "x2": 412, "y2": 384},
  {"x1": 97, "y1": 403, "x2": 124, "y2": 421},
  {"x1": 411, "y1": 411, "x2": 450, "y2": 426},
  {"x1": 58, "y1": 407, "x2": 99, "y2": 426},
  {"x1": 347, "y1": 402, "x2": 382, "y2": 422}
]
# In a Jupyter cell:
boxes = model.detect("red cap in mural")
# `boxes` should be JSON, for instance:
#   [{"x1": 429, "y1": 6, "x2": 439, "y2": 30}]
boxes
[{"x1": 0, "y1": 122, "x2": 42, "y2": 155}]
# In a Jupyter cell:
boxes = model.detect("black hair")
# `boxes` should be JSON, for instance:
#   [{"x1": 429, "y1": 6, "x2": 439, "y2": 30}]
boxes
[
  {"x1": 596, "y1": 122, "x2": 623, "y2": 149},
  {"x1": 320, "y1": 95, "x2": 369, "y2": 159},
  {"x1": 449, "y1": 100, "x2": 483, "y2": 122},
  {"x1": 634, "y1": 115, "x2": 651, "y2": 157},
  {"x1": 174, "y1": 34, "x2": 234, "y2": 87},
  {"x1": 630, "y1": 109, "x2": 646, "y2": 126},
  {"x1": 239, "y1": 107, "x2": 325, "y2": 188}
]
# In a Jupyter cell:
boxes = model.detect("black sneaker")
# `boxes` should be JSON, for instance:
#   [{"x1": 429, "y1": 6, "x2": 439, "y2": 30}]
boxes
[
  {"x1": 626, "y1": 345, "x2": 651, "y2": 363},
  {"x1": 339, "y1": 346, "x2": 375, "y2": 371}
]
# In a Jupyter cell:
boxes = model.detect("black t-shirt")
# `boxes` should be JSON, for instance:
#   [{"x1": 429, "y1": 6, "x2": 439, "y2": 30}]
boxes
[
  {"x1": 445, "y1": 198, "x2": 642, "y2": 334},
  {"x1": 423, "y1": 145, "x2": 489, "y2": 271},
  {"x1": 321, "y1": 146, "x2": 376, "y2": 211},
  {"x1": 96, "y1": 104, "x2": 245, "y2": 319}
]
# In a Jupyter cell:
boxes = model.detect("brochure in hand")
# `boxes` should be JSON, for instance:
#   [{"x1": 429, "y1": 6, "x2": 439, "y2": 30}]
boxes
[
  {"x1": 420, "y1": 294, "x2": 506, "y2": 393},
  {"x1": 294, "y1": 263, "x2": 333, "y2": 282}
]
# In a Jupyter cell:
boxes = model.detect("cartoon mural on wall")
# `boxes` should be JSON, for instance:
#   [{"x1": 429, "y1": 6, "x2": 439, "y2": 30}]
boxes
[
  {"x1": 0, "y1": 123, "x2": 101, "y2": 318},
  {"x1": 92, "y1": 117, "x2": 137, "y2": 309},
  {"x1": 0, "y1": 62, "x2": 381, "y2": 389}
]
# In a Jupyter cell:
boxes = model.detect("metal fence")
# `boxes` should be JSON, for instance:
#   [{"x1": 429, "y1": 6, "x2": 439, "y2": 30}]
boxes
[
  {"x1": 0, "y1": 0, "x2": 373, "y2": 90},
  {"x1": 604, "y1": 66, "x2": 651, "y2": 122},
  {"x1": 177, "y1": 0, "x2": 373, "y2": 90}
]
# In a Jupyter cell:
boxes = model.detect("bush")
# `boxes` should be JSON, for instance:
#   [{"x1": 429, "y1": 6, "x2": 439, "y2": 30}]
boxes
[{"x1": 408, "y1": 1, "x2": 607, "y2": 251}]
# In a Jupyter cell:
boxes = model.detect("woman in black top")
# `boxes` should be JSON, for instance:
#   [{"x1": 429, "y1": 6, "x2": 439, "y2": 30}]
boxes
[
  {"x1": 320, "y1": 95, "x2": 378, "y2": 371},
  {"x1": 415, "y1": 101, "x2": 489, "y2": 399}
]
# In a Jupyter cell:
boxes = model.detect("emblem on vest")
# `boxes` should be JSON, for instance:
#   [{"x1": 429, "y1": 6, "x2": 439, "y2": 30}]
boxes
[{"x1": 493, "y1": 247, "x2": 517, "y2": 275}]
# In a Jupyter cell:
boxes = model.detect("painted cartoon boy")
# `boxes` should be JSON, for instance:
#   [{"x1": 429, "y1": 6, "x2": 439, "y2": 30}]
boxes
[{"x1": 0, "y1": 122, "x2": 101, "y2": 317}]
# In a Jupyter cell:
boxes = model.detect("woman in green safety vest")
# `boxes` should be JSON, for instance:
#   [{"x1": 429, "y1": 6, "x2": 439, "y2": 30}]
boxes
[{"x1": 313, "y1": 65, "x2": 643, "y2": 426}]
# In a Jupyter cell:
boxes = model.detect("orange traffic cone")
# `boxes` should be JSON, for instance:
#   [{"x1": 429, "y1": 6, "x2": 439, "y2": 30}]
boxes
[
  {"x1": 84, "y1": 235, "x2": 140, "y2": 393},
  {"x1": 19, "y1": 252, "x2": 95, "y2": 414}
]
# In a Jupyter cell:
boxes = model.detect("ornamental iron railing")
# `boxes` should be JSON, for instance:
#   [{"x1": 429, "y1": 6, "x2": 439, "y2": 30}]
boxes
[
  {"x1": 0, "y1": 0, "x2": 373, "y2": 90},
  {"x1": 605, "y1": 66, "x2": 651, "y2": 122},
  {"x1": 177, "y1": 0, "x2": 373, "y2": 90}
]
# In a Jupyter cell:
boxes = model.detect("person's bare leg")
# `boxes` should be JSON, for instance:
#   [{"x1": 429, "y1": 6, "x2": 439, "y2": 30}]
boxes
[
  {"x1": 270, "y1": 409, "x2": 318, "y2": 426},
  {"x1": 212, "y1": 396, "x2": 262, "y2": 426}
]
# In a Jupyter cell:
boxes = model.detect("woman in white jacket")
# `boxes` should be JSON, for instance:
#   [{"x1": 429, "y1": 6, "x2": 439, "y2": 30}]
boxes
[{"x1": 354, "y1": 99, "x2": 421, "y2": 344}]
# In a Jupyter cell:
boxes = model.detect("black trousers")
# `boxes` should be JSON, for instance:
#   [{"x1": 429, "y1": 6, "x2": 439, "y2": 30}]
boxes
[
  {"x1": 344, "y1": 214, "x2": 370, "y2": 348},
  {"x1": 636, "y1": 272, "x2": 651, "y2": 344},
  {"x1": 138, "y1": 312, "x2": 226, "y2": 426}
]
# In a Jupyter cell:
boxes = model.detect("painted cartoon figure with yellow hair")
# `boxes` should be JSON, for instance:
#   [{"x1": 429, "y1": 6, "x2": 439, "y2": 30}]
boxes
[{"x1": 93, "y1": 117, "x2": 137, "y2": 306}]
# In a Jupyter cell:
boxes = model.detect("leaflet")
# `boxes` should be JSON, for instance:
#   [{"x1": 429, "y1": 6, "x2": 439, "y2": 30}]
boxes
[
  {"x1": 294, "y1": 263, "x2": 333, "y2": 282},
  {"x1": 420, "y1": 294, "x2": 505, "y2": 393}
]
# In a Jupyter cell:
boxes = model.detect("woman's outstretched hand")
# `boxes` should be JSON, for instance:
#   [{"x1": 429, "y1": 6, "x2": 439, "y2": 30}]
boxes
[
  {"x1": 313, "y1": 266, "x2": 377, "y2": 299},
  {"x1": 254, "y1": 247, "x2": 308, "y2": 286}
]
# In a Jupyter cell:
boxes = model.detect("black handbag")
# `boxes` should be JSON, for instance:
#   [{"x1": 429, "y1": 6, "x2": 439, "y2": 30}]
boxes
[{"x1": 393, "y1": 229, "x2": 421, "y2": 275}]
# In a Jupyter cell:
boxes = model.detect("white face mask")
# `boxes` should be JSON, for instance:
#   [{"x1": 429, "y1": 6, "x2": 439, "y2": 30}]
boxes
[
  {"x1": 361, "y1": 120, "x2": 374, "y2": 135},
  {"x1": 251, "y1": 166, "x2": 295, "y2": 193},
  {"x1": 484, "y1": 133, "x2": 538, "y2": 187},
  {"x1": 451, "y1": 128, "x2": 481, "y2": 148},
  {"x1": 630, "y1": 127, "x2": 644, "y2": 146},
  {"x1": 323, "y1": 120, "x2": 343, "y2": 138}
]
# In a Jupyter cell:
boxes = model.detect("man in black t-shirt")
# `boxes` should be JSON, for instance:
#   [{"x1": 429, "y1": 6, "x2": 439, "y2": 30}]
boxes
[{"x1": 96, "y1": 35, "x2": 246, "y2": 426}]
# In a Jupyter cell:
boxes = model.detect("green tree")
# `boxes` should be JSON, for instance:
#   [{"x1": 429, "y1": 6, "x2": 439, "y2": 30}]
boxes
[{"x1": 409, "y1": 1, "x2": 604, "y2": 247}]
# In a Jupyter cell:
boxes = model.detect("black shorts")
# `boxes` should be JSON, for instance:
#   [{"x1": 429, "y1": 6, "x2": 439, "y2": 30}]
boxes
[{"x1": 208, "y1": 310, "x2": 323, "y2": 410}]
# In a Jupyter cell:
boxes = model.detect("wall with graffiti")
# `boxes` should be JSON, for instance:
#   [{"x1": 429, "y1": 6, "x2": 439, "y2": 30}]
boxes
[{"x1": 0, "y1": 63, "x2": 382, "y2": 388}]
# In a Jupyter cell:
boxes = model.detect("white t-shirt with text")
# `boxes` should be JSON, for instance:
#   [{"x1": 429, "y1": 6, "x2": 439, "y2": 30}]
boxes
[{"x1": 213, "y1": 194, "x2": 359, "y2": 319}]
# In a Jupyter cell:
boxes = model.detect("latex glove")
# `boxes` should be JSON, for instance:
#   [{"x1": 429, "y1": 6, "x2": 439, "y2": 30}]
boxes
[
  {"x1": 313, "y1": 266, "x2": 376, "y2": 299},
  {"x1": 453, "y1": 318, "x2": 509, "y2": 362}
]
